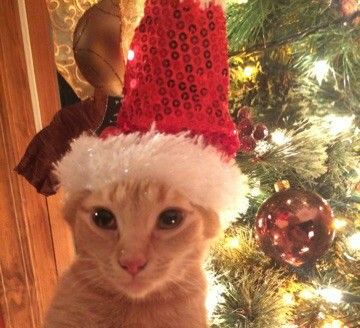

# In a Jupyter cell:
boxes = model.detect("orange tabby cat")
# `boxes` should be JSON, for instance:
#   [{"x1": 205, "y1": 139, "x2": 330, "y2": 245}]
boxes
[{"x1": 44, "y1": 180, "x2": 220, "y2": 328}]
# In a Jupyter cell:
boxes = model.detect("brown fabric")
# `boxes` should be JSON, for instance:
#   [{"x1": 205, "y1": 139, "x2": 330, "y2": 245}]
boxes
[{"x1": 15, "y1": 92, "x2": 107, "y2": 196}]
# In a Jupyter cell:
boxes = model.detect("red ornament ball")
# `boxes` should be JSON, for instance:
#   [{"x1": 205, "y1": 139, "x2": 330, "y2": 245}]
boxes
[
  {"x1": 237, "y1": 118, "x2": 254, "y2": 137},
  {"x1": 239, "y1": 135, "x2": 256, "y2": 153},
  {"x1": 255, "y1": 189, "x2": 335, "y2": 267},
  {"x1": 237, "y1": 106, "x2": 252, "y2": 121},
  {"x1": 253, "y1": 123, "x2": 269, "y2": 140}
]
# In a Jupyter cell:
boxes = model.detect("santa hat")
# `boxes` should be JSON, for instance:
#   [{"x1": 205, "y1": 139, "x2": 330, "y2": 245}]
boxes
[{"x1": 56, "y1": 0, "x2": 249, "y2": 226}]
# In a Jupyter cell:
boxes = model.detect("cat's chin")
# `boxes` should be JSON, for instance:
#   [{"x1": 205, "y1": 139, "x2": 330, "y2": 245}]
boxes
[{"x1": 117, "y1": 278, "x2": 157, "y2": 300}]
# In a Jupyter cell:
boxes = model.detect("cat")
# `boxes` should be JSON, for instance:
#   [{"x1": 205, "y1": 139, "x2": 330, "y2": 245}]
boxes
[{"x1": 44, "y1": 179, "x2": 221, "y2": 328}]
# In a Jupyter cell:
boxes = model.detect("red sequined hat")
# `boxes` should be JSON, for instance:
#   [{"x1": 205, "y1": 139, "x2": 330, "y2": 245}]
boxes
[{"x1": 56, "y1": 0, "x2": 249, "y2": 226}]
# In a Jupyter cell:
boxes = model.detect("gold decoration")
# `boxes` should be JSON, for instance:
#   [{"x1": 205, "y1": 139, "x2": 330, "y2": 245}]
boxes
[
  {"x1": 274, "y1": 180, "x2": 290, "y2": 192},
  {"x1": 48, "y1": 0, "x2": 97, "y2": 99},
  {"x1": 119, "y1": 0, "x2": 146, "y2": 66},
  {"x1": 47, "y1": 0, "x2": 146, "y2": 99},
  {"x1": 229, "y1": 55, "x2": 261, "y2": 101},
  {"x1": 73, "y1": 0, "x2": 124, "y2": 96}
]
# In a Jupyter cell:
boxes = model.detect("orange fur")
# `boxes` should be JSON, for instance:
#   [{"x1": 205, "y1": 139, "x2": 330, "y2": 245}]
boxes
[{"x1": 44, "y1": 180, "x2": 220, "y2": 328}]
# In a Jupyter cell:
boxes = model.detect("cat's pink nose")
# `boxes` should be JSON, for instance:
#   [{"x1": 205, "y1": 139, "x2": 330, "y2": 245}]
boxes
[{"x1": 119, "y1": 259, "x2": 148, "y2": 276}]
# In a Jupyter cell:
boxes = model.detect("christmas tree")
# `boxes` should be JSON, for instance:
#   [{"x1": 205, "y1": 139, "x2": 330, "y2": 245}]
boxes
[{"x1": 207, "y1": 1, "x2": 360, "y2": 327}]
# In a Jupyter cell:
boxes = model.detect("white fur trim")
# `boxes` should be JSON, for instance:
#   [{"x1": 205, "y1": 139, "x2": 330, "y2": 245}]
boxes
[{"x1": 55, "y1": 131, "x2": 248, "y2": 227}]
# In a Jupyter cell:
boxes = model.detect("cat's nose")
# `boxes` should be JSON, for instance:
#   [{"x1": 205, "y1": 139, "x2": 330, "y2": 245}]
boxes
[{"x1": 119, "y1": 258, "x2": 148, "y2": 276}]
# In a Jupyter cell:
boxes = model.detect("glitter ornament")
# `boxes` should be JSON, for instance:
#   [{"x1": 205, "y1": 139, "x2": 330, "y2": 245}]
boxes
[
  {"x1": 237, "y1": 118, "x2": 254, "y2": 137},
  {"x1": 237, "y1": 106, "x2": 252, "y2": 121},
  {"x1": 73, "y1": 0, "x2": 125, "y2": 96},
  {"x1": 253, "y1": 123, "x2": 269, "y2": 140},
  {"x1": 235, "y1": 106, "x2": 268, "y2": 152},
  {"x1": 255, "y1": 189, "x2": 335, "y2": 267},
  {"x1": 239, "y1": 135, "x2": 256, "y2": 153}
]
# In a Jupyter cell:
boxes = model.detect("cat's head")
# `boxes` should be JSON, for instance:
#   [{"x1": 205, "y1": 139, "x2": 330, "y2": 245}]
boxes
[{"x1": 64, "y1": 180, "x2": 220, "y2": 299}]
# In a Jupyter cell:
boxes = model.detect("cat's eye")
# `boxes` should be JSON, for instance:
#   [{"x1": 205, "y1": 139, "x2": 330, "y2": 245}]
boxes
[
  {"x1": 92, "y1": 208, "x2": 117, "y2": 230},
  {"x1": 157, "y1": 208, "x2": 184, "y2": 230}
]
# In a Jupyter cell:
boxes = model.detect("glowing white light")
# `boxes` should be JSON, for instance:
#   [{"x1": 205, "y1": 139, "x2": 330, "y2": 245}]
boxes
[
  {"x1": 226, "y1": 237, "x2": 241, "y2": 249},
  {"x1": 318, "y1": 312, "x2": 326, "y2": 319},
  {"x1": 308, "y1": 231, "x2": 315, "y2": 239},
  {"x1": 283, "y1": 293, "x2": 295, "y2": 305},
  {"x1": 271, "y1": 129, "x2": 290, "y2": 146},
  {"x1": 205, "y1": 272, "x2": 225, "y2": 318},
  {"x1": 318, "y1": 287, "x2": 343, "y2": 303},
  {"x1": 312, "y1": 60, "x2": 330, "y2": 84},
  {"x1": 347, "y1": 232, "x2": 360, "y2": 250},
  {"x1": 333, "y1": 218, "x2": 347, "y2": 230},
  {"x1": 300, "y1": 246, "x2": 310, "y2": 254},
  {"x1": 255, "y1": 140, "x2": 271, "y2": 155},
  {"x1": 250, "y1": 186, "x2": 261, "y2": 197},
  {"x1": 299, "y1": 288, "x2": 314, "y2": 299},
  {"x1": 324, "y1": 114, "x2": 355, "y2": 135},
  {"x1": 243, "y1": 66, "x2": 256, "y2": 78},
  {"x1": 323, "y1": 320, "x2": 343, "y2": 328},
  {"x1": 127, "y1": 49, "x2": 135, "y2": 61}
]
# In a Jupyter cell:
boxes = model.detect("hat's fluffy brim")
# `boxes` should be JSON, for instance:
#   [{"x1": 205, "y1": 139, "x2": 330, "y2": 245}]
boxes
[{"x1": 55, "y1": 131, "x2": 248, "y2": 227}]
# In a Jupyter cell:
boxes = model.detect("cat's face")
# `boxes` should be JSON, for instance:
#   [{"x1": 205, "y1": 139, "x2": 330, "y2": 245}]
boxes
[{"x1": 65, "y1": 180, "x2": 220, "y2": 299}]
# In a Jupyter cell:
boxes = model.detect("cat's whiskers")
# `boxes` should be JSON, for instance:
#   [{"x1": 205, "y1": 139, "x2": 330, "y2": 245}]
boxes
[
  {"x1": 70, "y1": 267, "x2": 103, "y2": 290},
  {"x1": 165, "y1": 272, "x2": 203, "y2": 295}
]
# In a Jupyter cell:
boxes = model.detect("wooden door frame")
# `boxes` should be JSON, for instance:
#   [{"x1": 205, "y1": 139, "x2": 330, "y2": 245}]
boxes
[
  {"x1": 0, "y1": 0, "x2": 74, "y2": 327},
  {"x1": 22, "y1": 0, "x2": 74, "y2": 278}
]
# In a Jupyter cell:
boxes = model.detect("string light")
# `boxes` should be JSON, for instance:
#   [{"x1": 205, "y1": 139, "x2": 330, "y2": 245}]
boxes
[
  {"x1": 127, "y1": 49, "x2": 135, "y2": 61},
  {"x1": 312, "y1": 60, "x2": 330, "y2": 84},
  {"x1": 271, "y1": 129, "x2": 290, "y2": 146},
  {"x1": 323, "y1": 319, "x2": 344, "y2": 328},
  {"x1": 299, "y1": 288, "x2": 315, "y2": 300},
  {"x1": 318, "y1": 312, "x2": 326, "y2": 320},
  {"x1": 333, "y1": 218, "x2": 347, "y2": 230},
  {"x1": 255, "y1": 140, "x2": 272, "y2": 156},
  {"x1": 283, "y1": 293, "x2": 295, "y2": 305},
  {"x1": 243, "y1": 65, "x2": 256, "y2": 78},
  {"x1": 347, "y1": 231, "x2": 360, "y2": 251},
  {"x1": 205, "y1": 271, "x2": 225, "y2": 318},
  {"x1": 250, "y1": 180, "x2": 261, "y2": 197},
  {"x1": 318, "y1": 287, "x2": 343, "y2": 303},
  {"x1": 323, "y1": 114, "x2": 355, "y2": 135},
  {"x1": 225, "y1": 236, "x2": 241, "y2": 249}
]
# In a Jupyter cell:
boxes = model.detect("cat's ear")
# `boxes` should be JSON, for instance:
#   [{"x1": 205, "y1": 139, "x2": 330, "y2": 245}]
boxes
[
  {"x1": 63, "y1": 190, "x2": 90, "y2": 227},
  {"x1": 197, "y1": 206, "x2": 221, "y2": 239}
]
